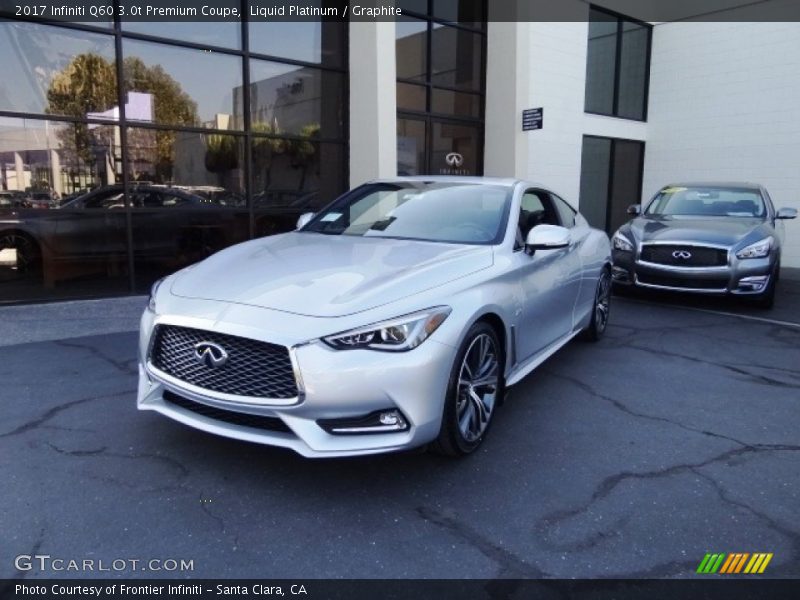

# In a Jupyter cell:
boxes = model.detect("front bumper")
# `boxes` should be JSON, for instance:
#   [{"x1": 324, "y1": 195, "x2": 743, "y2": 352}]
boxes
[
  {"x1": 137, "y1": 307, "x2": 456, "y2": 458},
  {"x1": 612, "y1": 249, "x2": 774, "y2": 295}
]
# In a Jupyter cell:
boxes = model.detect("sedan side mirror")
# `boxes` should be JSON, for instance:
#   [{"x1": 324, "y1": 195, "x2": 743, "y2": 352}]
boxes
[
  {"x1": 776, "y1": 207, "x2": 797, "y2": 220},
  {"x1": 296, "y1": 212, "x2": 315, "y2": 229},
  {"x1": 627, "y1": 204, "x2": 642, "y2": 216},
  {"x1": 525, "y1": 224, "x2": 571, "y2": 255}
]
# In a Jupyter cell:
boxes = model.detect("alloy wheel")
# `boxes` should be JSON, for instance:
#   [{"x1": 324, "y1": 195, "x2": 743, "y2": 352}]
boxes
[{"x1": 455, "y1": 333, "x2": 500, "y2": 443}]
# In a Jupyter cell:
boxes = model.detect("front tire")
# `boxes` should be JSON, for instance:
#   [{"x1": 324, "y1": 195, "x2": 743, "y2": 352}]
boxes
[{"x1": 432, "y1": 322, "x2": 505, "y2": 457}]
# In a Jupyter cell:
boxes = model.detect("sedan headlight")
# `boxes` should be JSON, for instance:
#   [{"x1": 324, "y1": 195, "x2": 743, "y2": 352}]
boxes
[
  {"x1": 147, "y1": 277, "x2": 165, "y2": 312},
  {"x1": 736, "y1": 236, "x2": 773, "y2": 259},
  {"x1": 322, "y1": 307, "x2": 451, "y2": 352},
  {"x1": 612, "y1": 231, "x2": 634, "y2": 252}
]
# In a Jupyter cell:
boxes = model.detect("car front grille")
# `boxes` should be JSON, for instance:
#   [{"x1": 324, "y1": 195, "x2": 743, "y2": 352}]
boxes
[
  {"x1": 640, "y1": 244, "x2": 728, "y2": 267},
  {"x1": 637, "y1": 272, "x2": 728, "y2": 290},
  {"x1": 150, "y1": 325, "x2": 298, "y2": 399},
  {"x1": 162, "y1": 390, "x2": 293, "y2": 434}
]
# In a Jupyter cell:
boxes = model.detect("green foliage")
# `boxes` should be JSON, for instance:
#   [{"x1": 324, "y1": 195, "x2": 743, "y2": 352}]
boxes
[{"x1": 45, "y1": 52, "x2": 199, "y2": 178}]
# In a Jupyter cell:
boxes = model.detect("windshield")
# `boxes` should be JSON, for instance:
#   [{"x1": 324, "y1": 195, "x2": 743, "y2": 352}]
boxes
[
  {"x1": 302, "y1": 182, "x2": 511, "y2": 244},
  {"x1": 646, "y1": 186, "x2": 766, "y2": 218}
]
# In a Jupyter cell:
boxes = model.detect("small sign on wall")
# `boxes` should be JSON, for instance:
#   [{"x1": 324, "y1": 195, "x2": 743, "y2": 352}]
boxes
[{"x1": 522, "y1": 108, "x2": 543, "y2": 131}]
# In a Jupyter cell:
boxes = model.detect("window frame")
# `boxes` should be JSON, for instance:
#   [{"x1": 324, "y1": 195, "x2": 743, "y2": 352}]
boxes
[{"x1": 584, "y1": 5, "x2": 652, "y2": 122}]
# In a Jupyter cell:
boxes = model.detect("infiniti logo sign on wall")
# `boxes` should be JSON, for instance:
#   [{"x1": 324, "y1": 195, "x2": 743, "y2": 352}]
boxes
[
  {"x1": 440, "y1": 152, "x2": 469, "y2": 175},
  {"x1": 445, "y1": 152, "x2": 464, "y2": 167},
  {"x1": 194, "y1": 342, "x2": 229, "y2": 368}
]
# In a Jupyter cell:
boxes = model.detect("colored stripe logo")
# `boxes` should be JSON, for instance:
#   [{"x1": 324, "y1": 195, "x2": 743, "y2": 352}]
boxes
[{"x1": 697, "y1": 553, "x2": 773, "y2": 574}]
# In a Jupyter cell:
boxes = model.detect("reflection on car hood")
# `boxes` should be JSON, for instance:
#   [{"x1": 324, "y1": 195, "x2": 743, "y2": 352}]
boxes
[
  {"x1": 631, "y1": 216, "x2": 765, "y2": 246},
  {"x1": 170, "y1": 232, "x2": 494, "y2": 317}
]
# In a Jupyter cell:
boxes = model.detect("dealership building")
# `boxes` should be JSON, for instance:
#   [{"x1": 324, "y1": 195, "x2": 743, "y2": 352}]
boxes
[{"x1": 0, "y1": 0, "x2": 798, "y2": 303}]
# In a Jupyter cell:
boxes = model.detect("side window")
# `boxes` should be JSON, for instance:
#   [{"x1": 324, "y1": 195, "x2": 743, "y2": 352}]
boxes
[
  {"x1": 518, "y1": 190, "x2": 559, "y2": 241},
  {"x1": 551, "y1": 193, "x2": 577, "y2": 228},
  {"x1": 83, "y1": 189, "x2": 125, "y2": 209}
]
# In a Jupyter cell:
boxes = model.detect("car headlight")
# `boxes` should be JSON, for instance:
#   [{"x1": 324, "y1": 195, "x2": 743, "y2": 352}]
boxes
[
  {"x1": 147, "y1": 277, "x2": 165, "y2": 312},
  {"x1": 612, "y1": 231, "x2": 634, "y2": 252},
  {"x1": 322, "y1": 307, "x2": 451, "y2": 352},
  {"x1": 736, "y1": 237, "x2": 773, "y2": 259}
]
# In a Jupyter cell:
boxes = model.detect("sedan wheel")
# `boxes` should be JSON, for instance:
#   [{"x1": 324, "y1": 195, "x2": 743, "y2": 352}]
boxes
[
  {"x1": 0, "y1": 233, "x2": 41, "y2": 274},
  {"x1": 432, "y1": 322, "x2": 504, "y2": 456}
]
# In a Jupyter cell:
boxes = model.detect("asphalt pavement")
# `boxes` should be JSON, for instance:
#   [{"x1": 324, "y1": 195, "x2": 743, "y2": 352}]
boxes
[{"x1": 1, "y1": 285, "x2": 799, "y2": 579}]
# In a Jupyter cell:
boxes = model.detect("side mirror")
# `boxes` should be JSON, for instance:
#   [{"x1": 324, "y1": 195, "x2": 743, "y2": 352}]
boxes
[
  {"x1": 525, "y1": 224, "x2": 571, "y2": 255},
  {"x1": 296, "y1": 212, "x2": 315, "y2": 229},
  {"x1": 776, "y1": 207, "x2": 797, "y2": 220},
  {"x1": 627, "y1": 204, "x2": 642, "y2": 216}
]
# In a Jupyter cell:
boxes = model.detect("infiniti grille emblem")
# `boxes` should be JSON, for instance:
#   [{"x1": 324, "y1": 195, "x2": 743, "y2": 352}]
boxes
[
  {"x1": 672, "y1": 250, "x2": 692, "y2": 260},
  {"x1": 194, "y1": 341, "x2": 229, "y2": 368}
]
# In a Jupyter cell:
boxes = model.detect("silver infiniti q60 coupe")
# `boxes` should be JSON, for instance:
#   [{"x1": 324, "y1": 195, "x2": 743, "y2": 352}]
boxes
[
  {"x1": 137, "y1": 177, "x2": 612, "y2": 457},
  {"x1": 611, "y1": 182, "x2": 796, "y2": 308}
]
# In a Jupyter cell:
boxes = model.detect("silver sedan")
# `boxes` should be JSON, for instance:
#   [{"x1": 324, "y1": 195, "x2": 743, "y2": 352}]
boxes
[
  {"x1": 137, "y1": 177, "x2": 611, "y2": 457},
  {"x1": 611, "y1": 182, "x2": 797, "y2": 308}
]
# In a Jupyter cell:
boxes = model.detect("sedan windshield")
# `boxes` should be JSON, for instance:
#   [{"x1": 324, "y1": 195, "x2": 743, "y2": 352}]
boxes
[
  {"x1": 302, "y1": 182, "x2": 511, "y2": 244},
  {"x1": 646, "y1": 186, "x2": 766, "y2": 218}
]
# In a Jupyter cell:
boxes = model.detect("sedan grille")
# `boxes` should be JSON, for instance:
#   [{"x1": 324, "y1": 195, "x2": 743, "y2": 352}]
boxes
[
  {"x1": 640, "y1": 244, "x2": 727, "y2": 267},
  {"x1": 637, "y1": 272, "x2": 728, "y2": 290},
  {"x1": 150, "y1": 325, "x2": 298, "y2": 399}
]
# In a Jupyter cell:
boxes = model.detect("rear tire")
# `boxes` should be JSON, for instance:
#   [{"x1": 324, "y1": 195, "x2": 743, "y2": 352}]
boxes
[
  {"x1": 582, "y1": 268, "x2": 612, "y2": 342},
  {"x1": 431, "y1": 321, "x2": 505, "y2": 457}
]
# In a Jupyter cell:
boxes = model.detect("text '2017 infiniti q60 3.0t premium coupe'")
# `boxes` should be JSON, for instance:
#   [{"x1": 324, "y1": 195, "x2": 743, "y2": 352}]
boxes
[
  {"x1": 611, "y1": 182, "x2": 796, "y2": 308},
  {"x1": 138, "y1": 178, "x2": 612, "y2": 457}
]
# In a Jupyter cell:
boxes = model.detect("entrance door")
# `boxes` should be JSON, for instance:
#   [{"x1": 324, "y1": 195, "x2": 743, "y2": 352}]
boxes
[{"x1": 579, "y1": 135, "x2": 645, "y2": 234}]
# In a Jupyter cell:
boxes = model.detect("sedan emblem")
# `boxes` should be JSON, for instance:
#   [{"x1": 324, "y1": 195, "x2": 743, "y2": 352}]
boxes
[
  {"x1": 672, "y1": 250, "x2": 692, "y2": 260},
  {"x1": 194, "y1": 341, "x2": 229, "y2": 368},
  {"x1": 445, "y1": 152, "x2": 464, "y2": 167}
]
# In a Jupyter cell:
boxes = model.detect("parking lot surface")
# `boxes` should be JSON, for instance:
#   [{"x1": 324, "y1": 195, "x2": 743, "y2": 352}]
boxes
[{"x1": 1, "y1": 285, "x2": 799, "y2": 579}]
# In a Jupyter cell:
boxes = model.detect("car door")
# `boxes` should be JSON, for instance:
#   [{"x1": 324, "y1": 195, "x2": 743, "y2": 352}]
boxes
[{"x1": 513, "y1": 189, "x2": 583, "y2": 361}]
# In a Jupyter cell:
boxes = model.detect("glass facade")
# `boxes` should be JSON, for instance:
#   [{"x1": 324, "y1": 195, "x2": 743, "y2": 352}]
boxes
[
  {"x1": 395, "y1": 1, "x2": 486, "y2": 176},
  {"x1": 0, "y1": 9, "x2": 347, "y2": 303},
  {"x1": 584, "y1": 6, "x2": 651, "y2": 121}
]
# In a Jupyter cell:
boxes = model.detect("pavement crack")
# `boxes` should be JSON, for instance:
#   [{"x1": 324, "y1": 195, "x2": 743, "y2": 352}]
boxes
[
  {"x1": 2, "y1": 528, "x2": 45, "y2": 584},
  {"x1": 45, "y1": 442, "x2": 190, "y2": 490},
  {"x1": 53, "y1": 339, "x2": 138, "y2": 375},
  {"x1": 545, "y1": 370, "x2": 751, "y2": 448},
  {"x1": 416, "y1": 506, "x2": 549, "y2": 578},
  {"x1": 537, "y1": 444, "x2": 800, "y2": 531},
  {"x1": 627, "y1": 344, "x2": 800, "y2": 389},
  {"x1": 199, "y1": 493, "x2": 226, "y2": 532},
  {"x1": 691, "y1": 468, "x2": 800, "y2": 571},
  {"x1": 47, "y1": 443, "x2": 107, "y2": 456},
  {"x1": 0, "y1": 390, "x2": 134, "y2": 438}
]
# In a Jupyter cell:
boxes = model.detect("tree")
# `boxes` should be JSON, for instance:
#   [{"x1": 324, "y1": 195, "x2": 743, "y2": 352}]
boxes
[
  {"x1": 46, "y1": 53, "x2": 200, "y2": 183},
  {"x1": 287, "y1": 123, "x2": 320, "y2": 190},
  {"x1": 251, "y1": 120, "x2": 286, "y2": 192},
  {"x1": 45, "y1": 53, "x2": 117, "y2": 165}
]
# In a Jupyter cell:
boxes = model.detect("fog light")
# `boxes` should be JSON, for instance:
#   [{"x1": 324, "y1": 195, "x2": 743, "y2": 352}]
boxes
[
  {"x1": 317, "y1": 409, "x2": 409, "y2": 435},
  {"x1": 737, "y1": 275, "x2": 768, "y2": 292}
]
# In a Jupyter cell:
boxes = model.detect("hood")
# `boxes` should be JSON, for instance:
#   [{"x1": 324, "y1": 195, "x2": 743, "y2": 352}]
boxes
[
  {"x1": 170, "y1": 232, "x2": 493, "y2": 317},
  {"x1": 629, "y1": 215, "x2": 765, "y2": 247}
]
